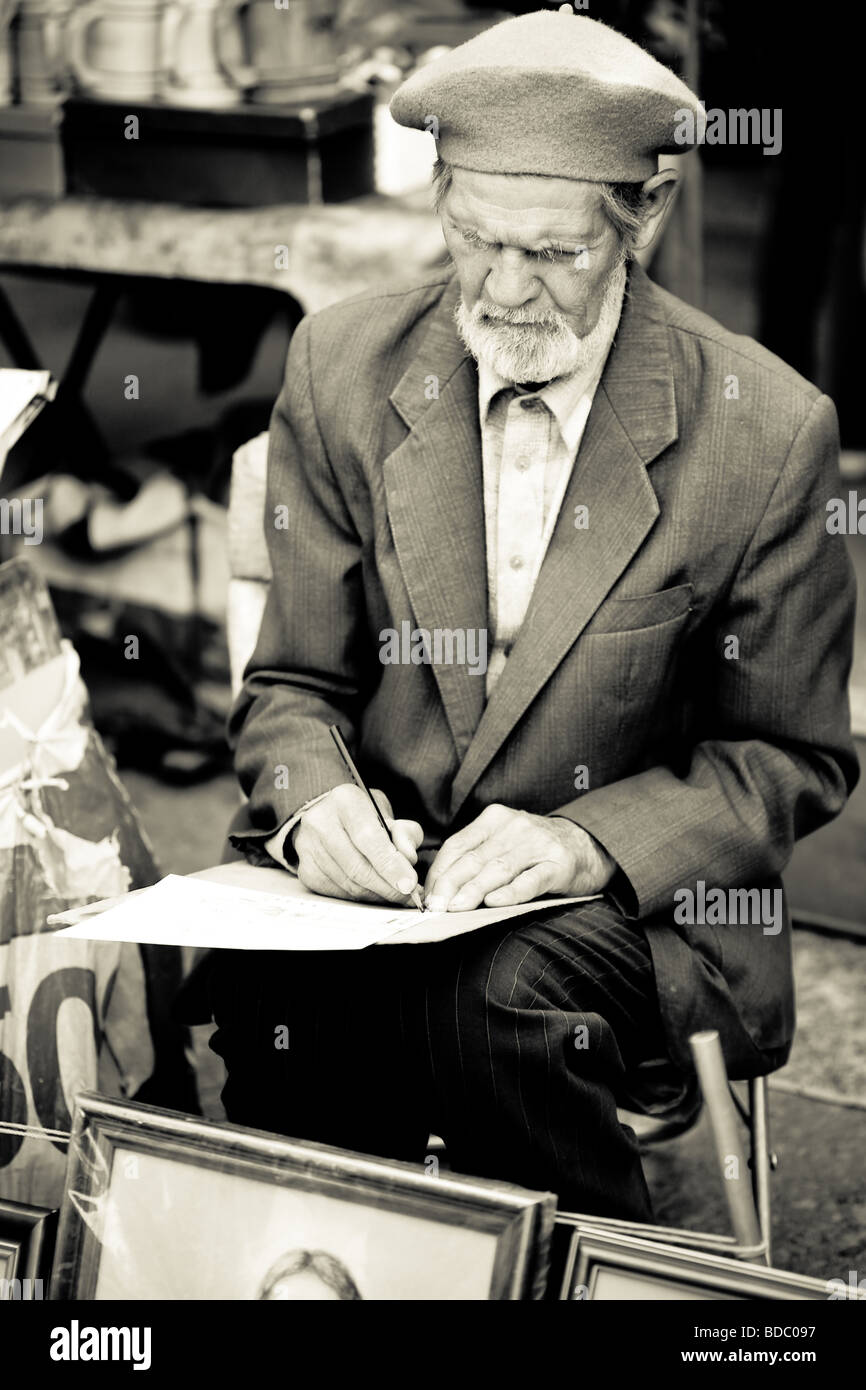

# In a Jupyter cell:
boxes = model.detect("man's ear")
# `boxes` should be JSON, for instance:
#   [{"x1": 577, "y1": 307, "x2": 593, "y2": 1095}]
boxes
[{"x1": 631, "y1": 167, "x2": 680, "y2": 251}]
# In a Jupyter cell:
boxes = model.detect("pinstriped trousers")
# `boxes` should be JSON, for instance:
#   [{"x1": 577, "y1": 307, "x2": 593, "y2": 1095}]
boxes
[{"x1": 208, "y1": 898, "x2": 666, "y2": 1219}]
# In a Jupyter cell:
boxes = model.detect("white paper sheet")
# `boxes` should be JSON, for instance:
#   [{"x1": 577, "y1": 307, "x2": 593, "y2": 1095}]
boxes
[
  {"x1": 0, "y1": 369, "x2": 55, "y2": 471},
  {"x1": 48, "y1": 861, "x2": 597, "y2": 951}
]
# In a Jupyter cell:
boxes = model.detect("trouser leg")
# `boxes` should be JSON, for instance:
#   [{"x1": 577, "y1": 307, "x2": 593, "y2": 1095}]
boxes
[{"x1": 399, "y1": 899, "x2": 665, "y2": 1219}]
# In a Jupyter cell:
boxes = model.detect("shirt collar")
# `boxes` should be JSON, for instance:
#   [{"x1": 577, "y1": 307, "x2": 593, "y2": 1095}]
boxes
[{"x1": 477, "y1": 287, "x2": 624, "y2": 454}]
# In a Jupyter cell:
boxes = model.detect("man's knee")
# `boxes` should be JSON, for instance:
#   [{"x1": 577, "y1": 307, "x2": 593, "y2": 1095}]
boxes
[
  {"x1": 428, "y1": 897, "x2": 633, "y2": 1013},
  {"x1": 416, "y1": 896, "x2": 660, "y2": 1087}
]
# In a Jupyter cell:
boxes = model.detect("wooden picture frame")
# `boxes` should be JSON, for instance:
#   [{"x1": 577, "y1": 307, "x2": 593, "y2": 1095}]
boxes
[
  {"x1": 0, "y1": 1199, "x2": 58, "y2": 1299},
  {"x1": 50, "y1": 1093, "x2": 556, "y2": 1301},
  {"x1": 545, "y1": 1211, "x2": 741, "y2": 1297},
  {"x1": 558, "y1": 1224, "x2": 851, "y2": 1301}
]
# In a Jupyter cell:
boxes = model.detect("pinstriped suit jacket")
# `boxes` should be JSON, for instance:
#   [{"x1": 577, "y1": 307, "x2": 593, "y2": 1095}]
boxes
[{"x1": 228, "y1": 263, "x2": 859, "y2": 1078}]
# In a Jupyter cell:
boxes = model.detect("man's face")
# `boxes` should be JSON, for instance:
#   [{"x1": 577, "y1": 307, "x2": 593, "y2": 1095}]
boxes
[{"x1": 442, "y1": 166, "x2": 627, "y2": 382}]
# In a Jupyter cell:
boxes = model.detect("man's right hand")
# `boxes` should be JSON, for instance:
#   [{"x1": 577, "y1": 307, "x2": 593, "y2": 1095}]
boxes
[{"x1": 291, "y1": 783, "x2": 424, "y2": 905}]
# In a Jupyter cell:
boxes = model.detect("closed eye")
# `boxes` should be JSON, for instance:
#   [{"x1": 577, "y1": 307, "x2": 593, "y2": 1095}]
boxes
[
  {"x1": 457, "y1": 226, "x2": 576, "y2": 262},
  {"x1": 461, "y1": 228, "x2": 496, "y2": 251},
  {"x1": 527, "y1": 245, "x2": 576, "y2": 262}
]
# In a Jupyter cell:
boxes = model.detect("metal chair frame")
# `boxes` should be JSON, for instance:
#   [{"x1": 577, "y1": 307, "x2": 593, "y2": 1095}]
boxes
[
  {"x1": 621, "y1": 1031, "x2": 778, "y2": 1265},
  {"x1": 688, "y1": 1031, "x2": 776, "y2": 1265}
]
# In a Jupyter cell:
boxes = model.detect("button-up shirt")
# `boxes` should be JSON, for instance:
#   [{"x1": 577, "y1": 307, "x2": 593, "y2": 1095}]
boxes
[{"x1": 478, "y1": 313, "x2": 620, "y2": 697}]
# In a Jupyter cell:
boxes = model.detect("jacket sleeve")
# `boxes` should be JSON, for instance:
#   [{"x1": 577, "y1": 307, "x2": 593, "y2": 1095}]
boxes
[
  {"x1": 555, "y1": 393, "x2": 860, "y2": 919},
  {"x1": 226, "y1": 315, "x2": 366, "y2": 858}
]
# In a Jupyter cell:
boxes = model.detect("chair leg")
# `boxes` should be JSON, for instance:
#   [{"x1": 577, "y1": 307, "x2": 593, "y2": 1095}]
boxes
[
  {"x1": 689, "y1": 1031, "x2": 767, "y2": 1261},
  {"x1": 749, "y1": 1076, "x2": 774, "y2": 1266}
]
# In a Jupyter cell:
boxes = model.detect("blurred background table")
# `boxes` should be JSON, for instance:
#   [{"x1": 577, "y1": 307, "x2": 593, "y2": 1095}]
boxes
[
  {"x1": 0, "y1": 190, "x2": 445, "y2": 490},
  {"x1": 0, "y1": 190, "x2": 444, "y2": 311}
]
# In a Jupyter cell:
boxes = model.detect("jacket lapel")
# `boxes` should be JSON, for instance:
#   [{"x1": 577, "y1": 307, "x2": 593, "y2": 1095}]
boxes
[
  {"x1": 449, "y1": 264, "x2": 680, "y2": 818},
  {"x1": 384, "y1": 278, "x2": 489, "y2": 758}
]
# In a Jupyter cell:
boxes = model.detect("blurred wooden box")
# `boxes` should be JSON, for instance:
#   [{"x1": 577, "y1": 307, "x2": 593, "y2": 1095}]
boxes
[
  {"x1": 61, "y1": 91, "x2": 374, "y2": 206},
  {"x1": 0, "y1": 105, "x2": 65, "y2": 198}
]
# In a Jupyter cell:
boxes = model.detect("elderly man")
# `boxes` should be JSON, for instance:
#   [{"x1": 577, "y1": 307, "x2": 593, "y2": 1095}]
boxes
[{"x1": 213, "y1": 10, "x2": 858, "y2": 1220}]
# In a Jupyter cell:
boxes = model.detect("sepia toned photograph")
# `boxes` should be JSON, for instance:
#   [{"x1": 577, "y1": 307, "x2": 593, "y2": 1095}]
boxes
[{"x1": 0, "y1": 0, "x2": 863, "y2": 1352}]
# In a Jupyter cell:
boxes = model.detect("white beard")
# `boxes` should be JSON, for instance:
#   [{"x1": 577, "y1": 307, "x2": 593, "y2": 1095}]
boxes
[{"x1": 455, "y1": 256, "x2": 627, "y2": 385}]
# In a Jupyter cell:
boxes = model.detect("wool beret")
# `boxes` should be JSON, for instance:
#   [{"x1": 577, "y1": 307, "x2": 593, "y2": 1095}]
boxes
[{"x1": 390, "y1": 8, "x2": 704, "y2": 184}]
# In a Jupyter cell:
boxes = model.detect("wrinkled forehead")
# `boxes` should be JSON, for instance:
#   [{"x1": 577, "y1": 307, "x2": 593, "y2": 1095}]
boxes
[{"x1": 445, "y1": 166, "x2": 609, "y2": 245}]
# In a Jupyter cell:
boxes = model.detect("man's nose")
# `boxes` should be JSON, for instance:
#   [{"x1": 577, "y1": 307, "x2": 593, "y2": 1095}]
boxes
[{"x1": 485, "y1": 249, "x2": 540, "y2": 309}]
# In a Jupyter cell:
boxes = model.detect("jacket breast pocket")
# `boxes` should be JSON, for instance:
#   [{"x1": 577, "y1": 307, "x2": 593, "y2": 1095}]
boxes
[
  {"x1": 577, "y1": 585, "x2": 694, "y2": 760},
  {"x1": 584, "y1": 582, "x2": 694, "y2": 636}
]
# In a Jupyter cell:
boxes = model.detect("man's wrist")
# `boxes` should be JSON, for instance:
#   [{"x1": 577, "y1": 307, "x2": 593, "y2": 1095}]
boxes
[
  {"x1": 550, "y1": 815, "x2": 617, "y2": 891},
  {"x1": 591, "y1": 837, "x2": 617, "y2": 888},
  {"x1": 582, "y1": 828, "x2": 617, "y2": 890}
]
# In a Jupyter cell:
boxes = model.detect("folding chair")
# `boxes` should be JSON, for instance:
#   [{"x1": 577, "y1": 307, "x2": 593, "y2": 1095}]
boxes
[{"x1": 621, "y1": 1029, "x2": 777, "y2": 1265}]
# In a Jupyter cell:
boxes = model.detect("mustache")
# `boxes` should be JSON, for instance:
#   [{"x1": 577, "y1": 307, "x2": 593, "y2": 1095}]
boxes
[{"x1": 472, "y1": 303, "x2": 571, "y2": 331}]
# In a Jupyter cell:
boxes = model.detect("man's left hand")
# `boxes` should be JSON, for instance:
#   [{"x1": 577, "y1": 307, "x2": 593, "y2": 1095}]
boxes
[{"x1": 423, "y1": 805, "x2": 616, "y2": 911}]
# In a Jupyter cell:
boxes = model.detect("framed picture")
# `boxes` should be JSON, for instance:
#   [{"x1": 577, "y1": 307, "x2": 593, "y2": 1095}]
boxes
[
  {"x1": 558, "y1": 1224, "x2": 847, "y2": 1301},
  {"x1": 545, "y1": 1211, "x2": 740, "y2": 1298},
  {"x1": 50, "y1": 1093, "x2": 556, "y2": 1301},
  {"x1": 0, "y1": 1199, "x2": 58, "y2": 1299}
]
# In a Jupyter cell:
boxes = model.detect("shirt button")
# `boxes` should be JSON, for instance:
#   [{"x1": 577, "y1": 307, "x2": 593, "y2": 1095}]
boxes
[
  {"x1": 509, "y1": 554, "x2": 524, "y2": 571},
  {"x1": 515, "y1": 455, "x2": 530, "y2": 471},
  {"x1": 520, "y1": 396, "x2": 540, "y2": 411}
]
